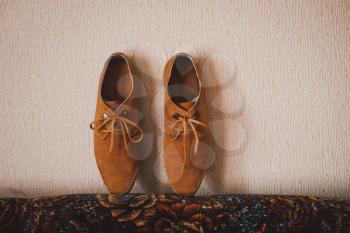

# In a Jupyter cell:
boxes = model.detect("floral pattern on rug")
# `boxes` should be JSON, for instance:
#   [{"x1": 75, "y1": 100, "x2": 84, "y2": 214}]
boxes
[{"x1": 0, "y1": 194, "x2": 349, "y2": 233}]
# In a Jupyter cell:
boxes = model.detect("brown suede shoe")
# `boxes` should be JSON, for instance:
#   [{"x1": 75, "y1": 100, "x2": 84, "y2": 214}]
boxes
[
  {"x1": 163, "y1": 53, "x2": 211, "y2": 196},
  {"x1": 90, "y1": 53, "x2": 143, "y2": 194}
]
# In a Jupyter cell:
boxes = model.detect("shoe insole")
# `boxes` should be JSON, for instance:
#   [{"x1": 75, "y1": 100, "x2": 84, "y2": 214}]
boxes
[
  {"x1": 168, "y1": 55, "x2": 199, "y2": 110},
  {"x1": 102, "y1": 57, "x2": 132, "y2": 110}
]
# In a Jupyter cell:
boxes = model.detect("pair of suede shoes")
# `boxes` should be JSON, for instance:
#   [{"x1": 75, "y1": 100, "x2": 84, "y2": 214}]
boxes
[{"x1": 90, "y1": 52, "x2": 212, "y2": 196}]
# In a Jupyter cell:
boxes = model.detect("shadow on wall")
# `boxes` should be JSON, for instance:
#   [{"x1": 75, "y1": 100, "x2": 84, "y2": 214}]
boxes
[{"x1": 199, "y1": 50, "x2": 248, "y2": 195}]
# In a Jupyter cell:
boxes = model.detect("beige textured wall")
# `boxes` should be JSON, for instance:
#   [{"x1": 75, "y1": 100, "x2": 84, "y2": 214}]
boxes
[{"x1": 0, "y1": 0, "x2": 349, "y2": 198}]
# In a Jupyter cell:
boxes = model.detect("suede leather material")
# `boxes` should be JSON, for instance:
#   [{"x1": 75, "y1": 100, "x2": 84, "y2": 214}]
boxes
[
  {"x1": 163, "y1": 54, "x2": 211, "y2": 196},
  {"x1": 92, "y1": 53, "x2": 141, "y2": 194}
]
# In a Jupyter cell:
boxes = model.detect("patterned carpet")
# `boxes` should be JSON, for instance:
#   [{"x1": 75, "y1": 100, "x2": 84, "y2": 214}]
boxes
[{"x1": 1, "y1": 194, "x2": 349, "y2": 233}]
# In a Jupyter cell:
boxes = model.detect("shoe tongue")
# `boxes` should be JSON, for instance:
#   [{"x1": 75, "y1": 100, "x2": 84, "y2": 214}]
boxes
[
  {"x1": 177, "y1": 96, "x2": 198, "y2": 110},
  {"x1": 105, "y1": 100, "x2": 120, "y2": 110},
  {"x1": 177, "y1": 101, "x2": 194, "y2": 110}
]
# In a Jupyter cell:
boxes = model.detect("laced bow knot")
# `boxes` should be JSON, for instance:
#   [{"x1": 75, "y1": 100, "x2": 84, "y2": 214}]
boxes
[
  {"x1": 168, "y1": 111, "x2": 206, "y2": 157},
  {"x1": 90, "y1": 110, "x2": 143, "y2": 153}
]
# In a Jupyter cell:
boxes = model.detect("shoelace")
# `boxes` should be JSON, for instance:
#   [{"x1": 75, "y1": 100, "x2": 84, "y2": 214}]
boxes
[
  {"x1": 90, "y1": 113, "x2": 143, "y2": 153},
  {"x1": 168, "y1": 112, "x2": 206, "y2": 166}
]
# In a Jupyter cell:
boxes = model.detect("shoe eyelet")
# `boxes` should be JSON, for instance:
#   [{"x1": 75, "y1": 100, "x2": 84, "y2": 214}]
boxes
[
  {"x1": 172, "y1": 112, "x2": 180, "y2": 119},
  {"x1": 193, "y1": 111, "x2": 200, "y2": 120},
  {"x1": 121, "y1": 109, "x2": 128, "y2": 117}
]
